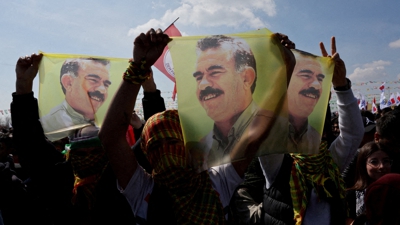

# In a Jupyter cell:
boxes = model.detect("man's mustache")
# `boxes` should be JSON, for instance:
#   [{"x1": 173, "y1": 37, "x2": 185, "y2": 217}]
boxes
[
  {"x1": 199, "y1": 86, "x2": 224, "y2": 101},
  {"x1": 88, "y1": 91, "x2": 105, "y2": 102},
  {"x1": 299, "y1": 87, "x2": 320, "y2": 99}
]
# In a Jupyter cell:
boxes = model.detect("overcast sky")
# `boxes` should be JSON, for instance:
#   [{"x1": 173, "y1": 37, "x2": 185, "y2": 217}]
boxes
[{"x1": 1, "y1": 0, "x2": 399, "y2": 111}]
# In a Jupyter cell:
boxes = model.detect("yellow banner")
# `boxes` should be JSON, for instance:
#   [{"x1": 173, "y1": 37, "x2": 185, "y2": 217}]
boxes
[
  {"x1": 168, "y1": 29, "x2": 334, "y2": 168},
  {"x1": 38, "y1": 52, "x2": 128, "y2": 141},
  {"x1": 38, "y1": 28, "x2": 334, "y2": 169}
]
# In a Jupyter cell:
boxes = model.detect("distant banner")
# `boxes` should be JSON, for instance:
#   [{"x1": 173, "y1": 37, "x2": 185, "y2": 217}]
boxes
[
  {"x1": 38, "y1": 52, "x2": 129, "y2": 141},
  {"x1": 168, "y1": 29, "x2": 334, "y2": 169}
]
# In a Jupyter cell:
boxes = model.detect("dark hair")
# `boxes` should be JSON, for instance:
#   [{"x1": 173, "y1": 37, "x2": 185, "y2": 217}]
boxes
[
  {"x1": 381, "y1": 107, "x2": 392, "y2": 116},
  {"x1": 376, "y1": 110, "x2": 400, "y2": 141},
  {"x1": 361, "y1": 110, "x2": 375, "y2": 123},
  {"x1": 196, "y1": 35, "x2": 257, "y2": 93},
  {"x1": 60, "y1": 58, "x2": 110, "y2": 94},
  {"x1": 350, "y1": 142, "x2": 391, "y2": 190}
]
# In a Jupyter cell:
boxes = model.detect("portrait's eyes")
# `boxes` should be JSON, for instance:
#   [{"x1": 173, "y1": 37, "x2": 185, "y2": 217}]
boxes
[
  {"x1": 86, "y1": 77, "x2": 99, "y2": 84},
  {"x1": 210, "y1": 71, "x2": 222, "y2": 77},
  {"x1": 195, "y1": 74, "x2": 203, "y2": 82},
  {"x1": 299, "y1": 74, "x2": 311, "y2": 79}
]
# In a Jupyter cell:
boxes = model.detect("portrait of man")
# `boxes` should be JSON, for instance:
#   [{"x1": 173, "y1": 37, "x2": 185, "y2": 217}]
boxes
[
  {"x1": 192, "y1": 35, "x2": 285, "y2": 167},
  {"x1": 287, "y1": 49, "x2": 325, "y2": 152},
  {"x1": 40, "y1": 58, "x2": 111, "y2": 141}
]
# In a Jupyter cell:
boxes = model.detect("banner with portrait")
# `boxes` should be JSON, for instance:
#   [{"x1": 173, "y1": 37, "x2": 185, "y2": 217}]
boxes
[
  {"x1": 38, "y1": 52, "x2": 129, "y2": 141},
  {"x1": 168, "y1": 28, "x2": 334, "y2": 169}
]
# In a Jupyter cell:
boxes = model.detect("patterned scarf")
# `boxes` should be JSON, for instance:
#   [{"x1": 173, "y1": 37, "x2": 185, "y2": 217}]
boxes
[
  {"x1": 289, "y1": 140, "x2": 346, "y2": 225},
  {"x1": 141, "y1": 110, "x2": 225, "y2": 225},
  {"x1": 65, "y1": 136, "x2": 108, "y2": 209}
]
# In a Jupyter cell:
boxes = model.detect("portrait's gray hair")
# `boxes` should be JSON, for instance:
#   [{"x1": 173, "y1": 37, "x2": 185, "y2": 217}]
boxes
[{"x1": 196, "y1": 35, "x2": 257, "y2": 93}]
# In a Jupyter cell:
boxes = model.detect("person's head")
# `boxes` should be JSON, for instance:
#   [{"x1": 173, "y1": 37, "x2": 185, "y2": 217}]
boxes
[
  {"x1": 60, "y1": 58, "x2": 111, "y2": 120},
  {"x1": 140, "y1": 110, "x2": 226, "y2": 223},
  {"x1": 380, "y1": 106, "x2": 392, "y2": 117},
  {"x1": 65, "y1": 126, "x2": 108, "y2": 209},
  {"x1": 331, "y1": 116, "x2": 339, "y2": 137},
  {"x1": 359, "y1": 115, "x2": 376, "y2": 148},
  {"x1": 193, "y1": 35, "x2": 256, "y2": 123},
  {"x1": 288, "y1": 50, "x2": 325, "y2": 120},
  {"x1": 375, "y1": 109, "x2": 400, "y2": 153},
  {"x1": 365, "y1": 173, "x2": 400, "y2": 225},
  {"x1": 140, "y1": 110, "x2": 188, "y2": 174},
  {"x1": 361, "y1": 110, "x2": 375, "y2": 122},
  {"x1": 352, "y1": 142, "x2": 392, "y2": 190}
]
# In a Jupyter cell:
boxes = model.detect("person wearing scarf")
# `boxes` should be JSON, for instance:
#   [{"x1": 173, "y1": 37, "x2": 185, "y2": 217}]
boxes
[
  {"x1": 141, "y1": 110, "x2": 226, "y2": 224},
  {"x1": 229, "y1": 37, "x2": 364, "y2": 225}
]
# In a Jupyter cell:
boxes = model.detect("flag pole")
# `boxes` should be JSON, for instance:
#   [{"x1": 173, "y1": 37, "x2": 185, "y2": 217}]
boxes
[{"x1": 164, "y1": 17, "x2": 179, "y2": 32}]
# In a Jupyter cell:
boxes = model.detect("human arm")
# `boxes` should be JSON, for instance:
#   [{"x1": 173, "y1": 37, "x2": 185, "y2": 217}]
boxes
[
  {"x1": 131, "y1": 75, "x2": 166, "y2": 174},
  {"x1": 99, "y1": 29, "x2": 170, "y2": 189},
  {"x1": 342, "y1": 151, "x2": 359, "y2": 188},
  {"x1": 142, "y1": 74, "x2": 166, "y2": 121},
  {"x1": 230, "y1": 33, "x2": 295, "y2": 177},
  {"x1": 320, "y1": 37, "x2": 363, "y2": 171},
  {"x1": 273, "y1": 32, "x2": 296, "y2": 86},
  {"x1": 12, "y1": 53, "x2": 67, "y2": 174},
  {"x1": 132, "y1": 74, "x2": 166, "y2": 139},
  {"x1": 11, "y1": 54, "x2": 76, "y2": 224}
]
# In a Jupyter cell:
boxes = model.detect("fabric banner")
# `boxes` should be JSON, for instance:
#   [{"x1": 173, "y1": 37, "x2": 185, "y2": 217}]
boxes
[
  {"x1": 38, "y1": 52, "x2": 129, "y2": 141},
  {"x1": 168, "y1": 28, "x2": 334, "y2": 168},
  {"x1": 153, "y1": 24, "x2": 182, "y2": 83},
  {"x1": 153, "y1": 23, "x2": 182, "y2": 101}
]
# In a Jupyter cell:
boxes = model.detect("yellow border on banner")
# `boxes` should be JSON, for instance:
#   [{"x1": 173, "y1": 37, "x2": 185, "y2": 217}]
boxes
[{"x1": 38, "y1": 51, "x2": 129, "y2": 129}]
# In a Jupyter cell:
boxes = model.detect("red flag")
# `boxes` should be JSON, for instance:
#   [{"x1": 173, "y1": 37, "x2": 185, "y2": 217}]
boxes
[
  {"x1": 373, "y1": 97, "x2": 376, "y2": 104},
  {"x1": 153, "y1": 24, "x2": 182, "y2": 83},
  {"x1": 390, "y1": 93, "x2": 396, "y2": 104},
  {"x1": 379, "y1": 82, "x2": 385, "y2": 91},
  {"x1": 397, "y1": 92, "x2": 400, "y2": 105},
  {"x1": 372, "y1": 102, "x2": 378, "y2": 114},
  {"x1": 125, "y1": 126, "x2": 136, "y2": 147},
  {"x1": 172, "y1": 83, "x2": 177, "y2": 101}
]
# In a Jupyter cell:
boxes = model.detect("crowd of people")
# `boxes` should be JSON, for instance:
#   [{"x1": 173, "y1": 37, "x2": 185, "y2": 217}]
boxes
[{"x1": 1, "y1": 28, "x2": 400, "y2": 225}]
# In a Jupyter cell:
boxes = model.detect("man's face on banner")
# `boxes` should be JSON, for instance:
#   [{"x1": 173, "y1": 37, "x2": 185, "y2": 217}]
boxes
[
  {"x1": 193, "y1": 47, "x2": 248, "y2": 123},
  {"x1": 67, "y1": 60, "x2": 111, "y2": 119},
  {"x1": 288, "y1": 56, "x2": 325, "y2": 119}
]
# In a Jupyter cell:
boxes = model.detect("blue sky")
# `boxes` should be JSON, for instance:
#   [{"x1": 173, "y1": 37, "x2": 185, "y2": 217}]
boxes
[{"x1": 1, "y1": 0, "x2": 400, "y2": 112}]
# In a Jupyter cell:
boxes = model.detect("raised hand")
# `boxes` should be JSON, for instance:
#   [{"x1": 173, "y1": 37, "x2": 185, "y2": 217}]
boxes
[
  {"x1": 274, "y1": 33, "x2": 296, "y2": 49},
  {"x1": 15, "y1": 53, "x2": 43, "y2": 95},
  {"x1": 320, "y1": 37, "x2": 347, "y2": 87},
  {"x1": 130, "y1": 111, "x2": 143, "y2": 129},
  {"x1": 133, "y1": 28, "x2": 171, "y2": 70}
]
